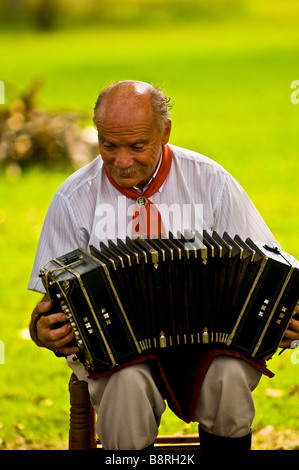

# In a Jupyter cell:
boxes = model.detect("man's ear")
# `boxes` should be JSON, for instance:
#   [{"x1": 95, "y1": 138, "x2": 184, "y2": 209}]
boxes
[{"x1": 162, "y1": 119, "x2": 172, "y2": 145}]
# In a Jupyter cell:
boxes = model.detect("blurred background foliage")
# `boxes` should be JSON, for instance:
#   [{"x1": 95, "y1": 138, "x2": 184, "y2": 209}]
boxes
[
  {"x1": 0, "y1": 0, "x2": 299, "y2": 450},
  {"x1": 1, "y1": 0, "x2": 299, "y2": 35},
  {"x1": 0, "y1": 0, "x2": 283, "y2": 30}
]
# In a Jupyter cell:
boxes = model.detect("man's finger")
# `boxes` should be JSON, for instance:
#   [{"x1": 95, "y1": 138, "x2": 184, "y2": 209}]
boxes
[{"x1": 48, "y1": 322, "x2": 73, "y2": 342}]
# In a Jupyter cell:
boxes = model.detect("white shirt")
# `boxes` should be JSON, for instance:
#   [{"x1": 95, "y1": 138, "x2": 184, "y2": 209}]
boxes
[
  {"x1": 28, "y1": 143, "x2": 278, "y2": 380},
  {"x1": 28, "y1": 143, "x2": 277, "y2": 294}
]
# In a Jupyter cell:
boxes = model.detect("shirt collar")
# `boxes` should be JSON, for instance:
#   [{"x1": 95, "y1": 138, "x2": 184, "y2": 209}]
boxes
[{"x1": 133, "y1": 151, "x2": 163, "y2": 194}]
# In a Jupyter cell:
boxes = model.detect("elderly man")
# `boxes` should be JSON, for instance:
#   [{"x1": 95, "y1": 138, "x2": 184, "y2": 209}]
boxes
[{"x1": 28, "y1": 80, "x2": 299, "y2": 450}]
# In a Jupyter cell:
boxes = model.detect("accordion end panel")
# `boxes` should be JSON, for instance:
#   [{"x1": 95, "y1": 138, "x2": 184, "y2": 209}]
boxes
[
  {"x1": 39, "y1": 249, "x2": 141, "y2": 372},
  {"x1": 226, "y1": 240, "x2": 299, "y2": 359}
]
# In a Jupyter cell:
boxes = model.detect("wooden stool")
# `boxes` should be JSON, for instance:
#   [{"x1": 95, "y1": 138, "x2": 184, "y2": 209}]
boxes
[{"x1": 68, "y1": 373, "x2": 200, "y2": 450}]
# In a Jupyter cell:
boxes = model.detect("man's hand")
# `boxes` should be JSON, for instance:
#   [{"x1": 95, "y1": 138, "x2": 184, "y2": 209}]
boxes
[
  {"x1": 279, "y1": 305, "x2": 299, "y2": 348},
  {"x1": 30, "y1": 295, "x2": 80, "y2": 356}
]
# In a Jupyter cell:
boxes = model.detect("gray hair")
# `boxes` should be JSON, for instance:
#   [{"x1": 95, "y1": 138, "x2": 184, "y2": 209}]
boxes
[
  {"x1": 149, "y1": 83, "x2": 174, "y2": 129},
  {"x1": 93, "y1": 81, "x2": 173, "y2": 130}
]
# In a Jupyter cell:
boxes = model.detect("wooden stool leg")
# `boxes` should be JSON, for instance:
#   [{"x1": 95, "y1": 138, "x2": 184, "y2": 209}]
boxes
[
  {"x1": 68, "y1": 373, "x2": 200, "y2": 450},
  {"x1": 69, "y1": 373, "x2": 97, "y2": 450}
]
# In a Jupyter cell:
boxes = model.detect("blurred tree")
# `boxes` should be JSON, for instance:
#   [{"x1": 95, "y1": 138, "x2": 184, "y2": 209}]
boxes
[
  {"x1": 0, "y1": 0, "x2": 61, "y2": 30},
  {"x1": 32, "y1": 0, "x2": 60, "y2": 30},
  {"x1": 0, "y1": 82, "x2": 98, "y2": 171},
  {"x1": 0, "y1": 0, "x2": 248, "y2": 29}
]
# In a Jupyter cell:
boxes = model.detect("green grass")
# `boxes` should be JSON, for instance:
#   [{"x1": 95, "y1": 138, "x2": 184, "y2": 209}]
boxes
[
  {"x1": 0, "y1": 169, "x2": 71, "y2": 449},
  {"x1": 1, "y1": 9, "x2": 299, "y2": 449},
  {"x1": 2, "y1": 17, "x2": 299, "y2": 256},
  {"x1": 1, "y1": 169, "x2": 299, "y2": 450}
]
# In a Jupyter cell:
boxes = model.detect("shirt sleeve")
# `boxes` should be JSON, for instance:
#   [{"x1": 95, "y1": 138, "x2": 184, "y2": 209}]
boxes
[
  {"x1": 212, "y1": 172, "x2": 279, "y2": 246},
  {"x1": 27, "y1": 192, "x2": 89, "y2": 293}
]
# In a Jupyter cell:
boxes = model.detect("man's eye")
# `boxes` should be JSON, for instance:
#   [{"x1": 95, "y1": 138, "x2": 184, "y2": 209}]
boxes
[
  {"x1": 103, "y1": 143, "x2": 115, "y2": 149},
  {"x1": 131, "y1": 145, "x2": 144, "y2": 151}
]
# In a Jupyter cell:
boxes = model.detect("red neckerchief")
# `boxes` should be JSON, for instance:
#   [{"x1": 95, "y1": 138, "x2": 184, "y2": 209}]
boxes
[{"x1": 104, "y1": 144, "x2": 172, "y2": 238}]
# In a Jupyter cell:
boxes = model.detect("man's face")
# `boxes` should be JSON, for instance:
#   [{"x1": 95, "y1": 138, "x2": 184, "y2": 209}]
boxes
[{"x1": 94, "y1": 92, "x2": 171, "y2": 189}]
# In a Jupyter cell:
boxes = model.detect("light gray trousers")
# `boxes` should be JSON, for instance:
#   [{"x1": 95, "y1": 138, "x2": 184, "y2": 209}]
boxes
[{"x1": 88, "y1": 356, "x2": 262, "y2": 450}]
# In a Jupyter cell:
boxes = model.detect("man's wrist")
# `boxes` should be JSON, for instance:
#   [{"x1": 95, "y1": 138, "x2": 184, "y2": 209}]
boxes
[{"x1": 29, "y1": 312, "x2": 46, "y2": 347}]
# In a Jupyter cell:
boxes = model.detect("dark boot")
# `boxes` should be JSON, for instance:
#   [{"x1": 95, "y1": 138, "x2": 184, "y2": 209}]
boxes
[{"x1": 198, "y1": 426, "x2": 252, "y2": 451}]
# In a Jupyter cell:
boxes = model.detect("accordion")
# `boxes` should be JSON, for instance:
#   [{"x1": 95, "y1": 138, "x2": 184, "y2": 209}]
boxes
[{"x1": 39, "y1": 231, "x2": 299, "y2": 372}]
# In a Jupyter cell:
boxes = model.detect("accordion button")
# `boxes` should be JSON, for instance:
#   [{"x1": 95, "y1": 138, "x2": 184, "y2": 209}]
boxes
[{"x1": 159, "y1": 332, "x2": 167, "y2": 348}]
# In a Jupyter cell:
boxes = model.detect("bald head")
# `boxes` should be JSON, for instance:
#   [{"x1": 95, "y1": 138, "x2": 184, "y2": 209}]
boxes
[
  {"x1": 93, "y1": 80, "x2": 173, "y2": 131},
  {"x1": 97, "y1": 80, "x2": 154, "y2": 100}
]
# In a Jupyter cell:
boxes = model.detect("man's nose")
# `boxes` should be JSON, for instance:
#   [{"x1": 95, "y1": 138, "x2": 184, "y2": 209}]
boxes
[{"x1": 113, "y1": 148, "x2": 134, "y2": 168}]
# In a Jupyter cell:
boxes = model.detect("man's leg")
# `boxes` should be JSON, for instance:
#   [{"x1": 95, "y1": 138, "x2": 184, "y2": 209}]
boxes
[
  {"x1": 193, "y1": 356, "x2": 262, "y2": 450},
  {"x1": 87, "y1": 362, "x2": 166, "y2": 450}
]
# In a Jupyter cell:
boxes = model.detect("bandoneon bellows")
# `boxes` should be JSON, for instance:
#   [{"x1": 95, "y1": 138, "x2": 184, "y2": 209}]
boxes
[{"x1": 39, "y1": 231, "x2": 299, "y2": 372}]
